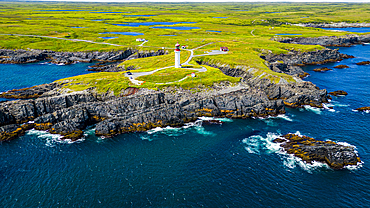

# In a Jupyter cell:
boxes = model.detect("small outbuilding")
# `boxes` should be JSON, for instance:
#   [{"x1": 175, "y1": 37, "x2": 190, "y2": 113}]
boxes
[
  {"x1": 181, "y1": 45, "x2": 187, "y2": 49},
  {"x1": 136, "y1": 38, "x2": 146, "y2": 42},
  {"x1": 220, "y1": 47, "x2": 229, "y2": 52}
]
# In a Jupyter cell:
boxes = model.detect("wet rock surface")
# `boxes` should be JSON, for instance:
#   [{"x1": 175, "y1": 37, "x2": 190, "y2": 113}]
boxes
[
  {"x1": 329, "y1": 90, "x2": 348, "y2": 96},
  {"x1": 355, "y1": 106, "x2": 370, "y2": 112},
  {"x1": 334, "y1": 64, "x2": 349, "y2": 69},
  {"x1": 274, "y1": 133, "x2": 361, "y2": 169},
  {"x1": 356, "y1": 61, "x2": 370, "y2": 65},
  {"x1": 313, "y1": 67, "x2": 332, "y2": 72}
]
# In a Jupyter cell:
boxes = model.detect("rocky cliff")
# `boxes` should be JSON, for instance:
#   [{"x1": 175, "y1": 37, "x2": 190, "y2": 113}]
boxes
[
  {"x1": 0, "y1": 47, "x2": 345, "y2": 141},
  {"x1": 0, "y1": 49, "x2": 167, "y2": 70},
  {"x1": 275, "y1": 34, "x2": 370, "y2": 47}
]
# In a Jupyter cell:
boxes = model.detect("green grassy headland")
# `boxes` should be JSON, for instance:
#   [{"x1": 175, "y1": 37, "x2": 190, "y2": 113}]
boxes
[{"x1": 1, "y1": 2, "x2": 369, "y2": 93}]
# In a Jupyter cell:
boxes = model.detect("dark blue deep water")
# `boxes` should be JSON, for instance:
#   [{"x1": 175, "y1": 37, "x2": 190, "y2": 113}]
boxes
[{"x1": 1, "y1": 45, "x2": 370, "y2": 207}]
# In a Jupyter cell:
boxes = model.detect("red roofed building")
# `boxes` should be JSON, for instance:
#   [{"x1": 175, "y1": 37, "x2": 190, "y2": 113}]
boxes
[{"x1": 220, "y1": 47, "x2": 229, "y2": 52}]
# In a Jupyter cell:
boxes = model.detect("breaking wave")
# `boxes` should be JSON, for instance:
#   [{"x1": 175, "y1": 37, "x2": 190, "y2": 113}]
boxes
[{"x1": 26, "y1": 129, "x2": 85, "y2": 147}]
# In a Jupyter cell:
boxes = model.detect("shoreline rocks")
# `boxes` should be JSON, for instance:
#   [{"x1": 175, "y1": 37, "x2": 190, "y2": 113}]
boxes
[
  {"x1": 275, "y1": 34, "x2": 370, "y2": 47},
  {"x1": 355, "y1": 107, "x2": 370, "y2": 112},
  {"x1": 334, "y1": 64, "x2": 349, "y2": 69},
  {"x1": 356, "y1": 61, "x2": 370, "y2": 65},
  {"x1": 0, "y1": 47, "x2": 347, "y2": 141},
  {"x1": 0, "y1": 49, "x2": 168, "y2": 72},
  {"x1": 313, "y1": 67, "x2": 332, "y2": 72},
  {"x1": 294, "y1": 22, "x2": 370, "y2": 28},
  {"x1": 329, "y1": 90, "x2": 348, "y2": 96},
  {"x1": 274, "y1": 133, "x2": 361, "y2": 169}
]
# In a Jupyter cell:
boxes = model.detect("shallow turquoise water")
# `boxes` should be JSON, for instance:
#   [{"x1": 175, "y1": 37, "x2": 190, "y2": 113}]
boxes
[{"x1": 1, "y1": 45, "x2": 370, "y2": 207}]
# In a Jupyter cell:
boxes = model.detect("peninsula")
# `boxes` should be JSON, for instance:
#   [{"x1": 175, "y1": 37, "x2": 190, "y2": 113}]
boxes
[{"x1": 1, "y1": 2, "x2": 369, "y2": 168}]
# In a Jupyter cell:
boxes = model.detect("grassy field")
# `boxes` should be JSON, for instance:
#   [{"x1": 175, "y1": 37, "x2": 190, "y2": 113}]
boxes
[{"x1": 1, "y1": 2, "x2": 369, "y2": 93}]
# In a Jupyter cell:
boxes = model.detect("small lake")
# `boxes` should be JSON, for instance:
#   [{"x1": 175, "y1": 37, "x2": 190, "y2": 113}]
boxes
[
  {"x1": 99, "y1": 32, "x2": 144, "y2": 36},
  {"x1": 112, "y1": 22, "x2": 196, "y2": 27},
  {"x1": 99, "y1": 37, "x2": 118, "y2": 39},
  {"x1": 151, "y1": 26, "x2": 200, "y2": 30},
  {"x1": 275, "y1": 33, "x2": 302, "y2": 36},
  {"x1": 321, "y1": 27, "x2": 370, "y2": 33},
  {"x1": 206, "y1": 30, "x2": 221, "y2": 33},
  {"x1": 91, "y1": 19, "x2": 109, "y2": 21}
]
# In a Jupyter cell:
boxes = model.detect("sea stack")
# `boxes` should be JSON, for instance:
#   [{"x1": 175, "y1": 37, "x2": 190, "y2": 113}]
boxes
[{"x1": 175, "y1": 42, "x2": 181, "y2": 68}]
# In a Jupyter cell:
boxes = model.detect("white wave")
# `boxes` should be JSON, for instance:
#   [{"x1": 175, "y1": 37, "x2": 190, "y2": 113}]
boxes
[
  {"x1": 276, "y1": 114, "x2": 293, "y2": 122},
  {"x1": 242, "y1": 132, "x2": 281, "y2": 155},
  {"x1": 146, "y1": 119, "x2": 215, "y2": 137},
  {"x1": 26, "y1": 129, "x2": 84, "y2": 147},
  {"x1": 323, "y1": 104, "x2": 336, "y2": 112},
  {"x1": 281, "y1": 153, "x2": 330, "y2": 173},
  {"x1": 56, "y1": 63, "x2": 65, "y2": 66},
  {"x1": 345, "y1": 161, "x2": 364, "y2": 171},
  {"x1": 303, "y1": 105, "x2": 322, "y2": 114},
  {"x1": 198, "y1": 116, "x2": 233, "y2": 122}
]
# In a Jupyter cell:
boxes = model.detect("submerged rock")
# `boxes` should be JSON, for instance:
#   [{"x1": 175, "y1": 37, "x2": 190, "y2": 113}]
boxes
[
  {"x1": 356, "y1": 61, "x2": 370, "y2": 65},
  {"x1": 355, "y1": 107, "x2": 370, "y2": 112},
  {"x1": 313, "y1": 67, "x2": 332, "y2": 72},
  {"x1": 274, "y1": 133, "x2": 361, "y2": 169},
  {"x1": 334, "y1": 64, "x2": 349, "y2": 69},
  {"x1": 329, "y1": 90, "x2": 348, "y2": 96}
]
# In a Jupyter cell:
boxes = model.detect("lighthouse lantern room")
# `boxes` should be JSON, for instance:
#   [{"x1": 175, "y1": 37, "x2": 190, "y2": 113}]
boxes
[{"x1": 175, "y1": 43, "x2": 181, "y2": 68}]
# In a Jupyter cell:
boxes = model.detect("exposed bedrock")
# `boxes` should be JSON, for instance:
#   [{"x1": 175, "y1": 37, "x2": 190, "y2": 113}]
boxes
[
  {"x1": 275, "y1": 34, "x2": 370, "y2": 47},
  {"x1": 0, "y1": 48, "x2": 341, "y2": 141},
  {"x1": 274, "y1": 133, "x2": 361, "y2": 169},
  {"x1": 0, "y1": 49, "x2": 167, "y2": 67}
]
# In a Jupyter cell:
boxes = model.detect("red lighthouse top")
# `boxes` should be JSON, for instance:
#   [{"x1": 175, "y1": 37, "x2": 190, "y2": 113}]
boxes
[{"x1": 175, "y1": 43, "x2": 180, "y2": 51}]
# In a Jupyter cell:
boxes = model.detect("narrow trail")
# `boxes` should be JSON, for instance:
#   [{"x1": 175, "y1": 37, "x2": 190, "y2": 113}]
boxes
[{"x1": 126, "y1": 42, "x2": 227, "y2": 85}]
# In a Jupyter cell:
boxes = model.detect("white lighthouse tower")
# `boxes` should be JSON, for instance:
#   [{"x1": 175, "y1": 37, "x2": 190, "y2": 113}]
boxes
[{"x1": 175, "y1": 42, "x2": 181, "y2": 68}]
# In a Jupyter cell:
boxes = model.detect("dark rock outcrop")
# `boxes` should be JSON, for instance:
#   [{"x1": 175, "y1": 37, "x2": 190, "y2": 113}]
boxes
[
  {"x1": 275, "y1": 34, "x2": 370, "y2": 47},
  {"x1": 334, "y1": 65, "x2": 349, "y2": 69},
  {"x1": 274, "y1": 133, "x2": 361, "y2": 169},
  {"x1": 313, "y1": 67, "x2": 332, "y2": 72},
  {"x1": 0, "y1": 83, "x2": 61, "y2": 99},
  {"x1": 356, "y1": 61, "x2": 370, "y2": 65},
  {"x1": 329, "y1": 90, "x2": 348, "y2": 96},
  {"x1": 0, "y1": 123, "x2": 34, "y2": 142},
  {"x1": 355, "y1": 107, "x2": 370, "y2": 112},
  {"x1": 0, "y1": 49, "x2": 168, "y2": 70},
  {"x1": 264, "y1": 49, "x2": 346, "y2": 66}
]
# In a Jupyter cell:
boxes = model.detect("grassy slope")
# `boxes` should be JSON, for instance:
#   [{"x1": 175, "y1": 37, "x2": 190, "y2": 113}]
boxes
[{"x1": 2, "y1": 2, "x2": 370, "y2": 92}]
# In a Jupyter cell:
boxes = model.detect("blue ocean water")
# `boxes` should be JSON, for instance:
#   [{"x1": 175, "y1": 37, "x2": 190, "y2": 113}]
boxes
[
  {"x1": 321, "y1": 27, "x2": 370, "y2": 33},
  {"x1": 1, "y1": 45, "x2": 370, "y2": 207}
]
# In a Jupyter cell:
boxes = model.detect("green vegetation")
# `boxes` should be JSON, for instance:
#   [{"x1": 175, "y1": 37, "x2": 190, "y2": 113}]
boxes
[
  {"x1": 58, "y1": 72, "x2": 131, "y2": 95},
  {"x1": 1, "y1": 2, "x2": 369, "y2": 93},
  {"x1": 119, "y1": 50, "x2": 191, "y2": 71}
]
